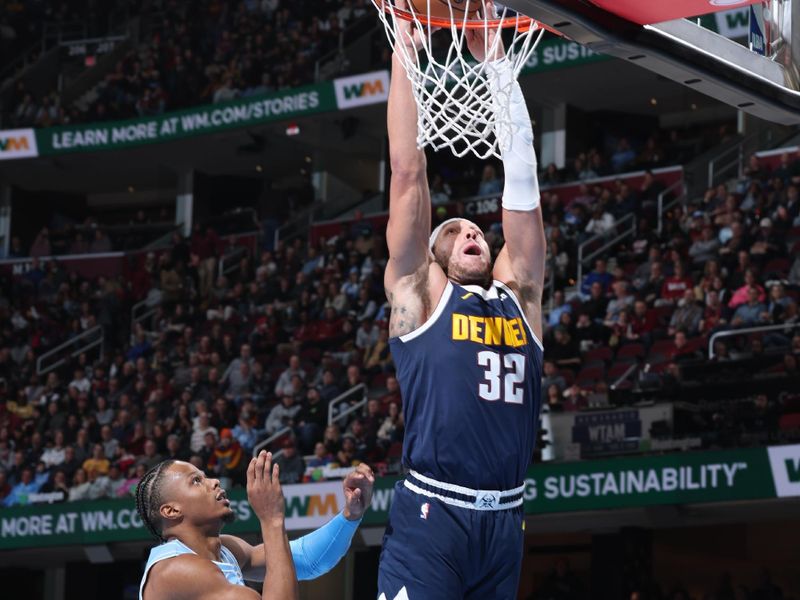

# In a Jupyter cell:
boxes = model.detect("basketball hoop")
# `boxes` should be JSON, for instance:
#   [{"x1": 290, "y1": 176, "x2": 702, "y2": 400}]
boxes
[{"x1": 373, "y1": 0, "x2": 553, "y2": 159}]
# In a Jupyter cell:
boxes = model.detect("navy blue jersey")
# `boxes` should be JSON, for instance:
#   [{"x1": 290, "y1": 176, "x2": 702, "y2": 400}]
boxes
[{"x1": 389, "y1": 280, "x2": 543, "y2": 491}]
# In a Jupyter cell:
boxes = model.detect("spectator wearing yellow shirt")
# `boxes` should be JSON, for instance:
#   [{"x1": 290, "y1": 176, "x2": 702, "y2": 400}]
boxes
[
  {"x1": 6, "y1": 389, "x2": 35, "y2": 420},
  {"x1": 81, "y1": 443, "x2": 110, "y2": 478}
]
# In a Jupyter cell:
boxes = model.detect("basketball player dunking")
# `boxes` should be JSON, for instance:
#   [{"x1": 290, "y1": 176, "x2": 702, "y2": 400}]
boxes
[
  {"x1": 378, "y1": 2, "x2": 545, "y2": 598},
  {"x1": 136, "y1": 453, "x2": 374, "y2": 599}
]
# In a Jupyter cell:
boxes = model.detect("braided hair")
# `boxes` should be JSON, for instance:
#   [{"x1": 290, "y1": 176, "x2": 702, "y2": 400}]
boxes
[{"x1": 135, "y1": 460, "x2": 177, "y2": 542}]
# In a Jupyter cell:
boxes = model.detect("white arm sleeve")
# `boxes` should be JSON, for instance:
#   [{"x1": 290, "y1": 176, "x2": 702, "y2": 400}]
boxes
[{"x1": 486, "y1": 59, "x2": 541, "y2": 212}]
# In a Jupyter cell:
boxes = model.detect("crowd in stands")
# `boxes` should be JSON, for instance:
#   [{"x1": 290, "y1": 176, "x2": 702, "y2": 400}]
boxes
[
  {"x1": 5, "y1": 0, "x2": 372, "y2": 128},
  {"x1": 426, "y1": 124, "x2": 734, "y2": 203},
  {"x1": 1, "y1": 140, "x2": 799, "y2": 506},
  {"x1": 4, "y1": 0, "x2": 726, "y2": 199},
  {"x1": 536, "y1": 148, "x2": 799, "y2": 435},
  {"x1": 0, "y1": 212, "x2": 403, "y2": 506},
  {"x1": 1, "y1": 1, "x2": 136, "y2": 71}
]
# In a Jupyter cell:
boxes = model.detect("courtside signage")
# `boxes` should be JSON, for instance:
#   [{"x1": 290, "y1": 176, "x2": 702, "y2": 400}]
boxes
[
  {"x1": 1, "y1": 445, "x2": 796, "y2": 550},
  {"x1": 0, "y1": 128, "x2": 38, "y2": 160},
  {"x1": 9, "y1": 42, "x2": 604, "y2": 160},
  {"x1": 767, "y1": 444, "x2": 800, "y2": 497},
  {"x1": 522, "y1": 39, "x2": 608, "y2": 74},
  {"x1": 334, "y1": 70, "x2": 391, "y2": 110},
  {"x1": 522, "y1": 446, "x2": 776, "y2": 513},
  {"x1": 36, "y1": 83, "x2": 336, "y2": 156},
  {"x1": 699, "y1": 8, "x2": 750, "y2": 39},
  {"x1": 0, "y1": 480, "x2": 361, "y2": 550}
]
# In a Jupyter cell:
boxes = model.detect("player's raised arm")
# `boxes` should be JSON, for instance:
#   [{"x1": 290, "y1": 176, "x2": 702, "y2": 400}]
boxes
[
  {"x1": 222, "y1": 464, "x2": 375, "y2": 582},
  {"x1": 246, "y1": 451, "x2": 299, "y2": 600},
  {"x1": 384, "y1": 0, "x2": 432, "y2": 297},
  {"x1": 468, "y1": 2, "x2": 546, "y2": 342}
]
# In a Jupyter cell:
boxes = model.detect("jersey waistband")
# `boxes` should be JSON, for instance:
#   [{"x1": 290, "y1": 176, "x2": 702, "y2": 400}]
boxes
[{"x1": 404, "y1": 470, "x2": 525, "y2": 511}]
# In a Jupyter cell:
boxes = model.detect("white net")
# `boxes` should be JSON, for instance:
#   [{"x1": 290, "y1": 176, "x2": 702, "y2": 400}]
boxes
[{"x1": 373, "y1": 0, "x2": 545, "y2": 159}]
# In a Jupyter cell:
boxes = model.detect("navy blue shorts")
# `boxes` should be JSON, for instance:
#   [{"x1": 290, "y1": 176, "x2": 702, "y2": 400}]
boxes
[{"x1": 378, "y1": 481, "x2": 525, "y2": 600}]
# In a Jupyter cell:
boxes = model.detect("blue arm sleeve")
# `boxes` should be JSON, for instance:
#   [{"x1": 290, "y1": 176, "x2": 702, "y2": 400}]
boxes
[{"x1": 289, "y1": 512, "x2": 361, "y2": 580}]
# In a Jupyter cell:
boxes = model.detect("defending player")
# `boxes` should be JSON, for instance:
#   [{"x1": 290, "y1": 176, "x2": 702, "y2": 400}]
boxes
[
  {"x1": 378, "y1": 2, "x2": 545, "y2": 598},
  {"x1": 137, "y1": 452, "x2": 374, "y2": 600}
]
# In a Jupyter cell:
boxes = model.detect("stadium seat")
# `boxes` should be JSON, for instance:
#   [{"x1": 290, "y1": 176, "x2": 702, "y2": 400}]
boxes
[
  {"x1": 649, "y1": 339, "x2": 675, "y2": 359},
  {"x1": 302, "y1": 361, "x2": 316, "y2": 375},
  {"x1": 685, "y1": 336, "x2": 706, "y2": 354},
  {"x1": 386, "y1": 442, "x2": 403, "y2": 459},
  {"x1": 608, "y1": 362, "x2": 636, "y2": 381},
  {"x1": 559, "y1": 369, "x2": 576, "y2": 387},
  {"x1": 647, "y1": 307, "x2": 674, "y2": 328},
  {"x1": 779, "y1": 413, "x2": 800, "y2": 431},
  {"x1": 622, "y1": 262, "x2": 638, "y2": 277},
  {"x1": 764, "y1": 258, "x2": 791, "y2": 277},
  {"x1": 617, "y1": 343, "x2": 646, "y2": 360},
  {"x1": 581, "y1": 358, "x2": 607, "y2": 370},
  {"x1": 583, "y1": 346, "x2": 613, "y2": 363},
  {"x1": 300, "y1": 347, "x2": 321, "y2": 362},
  {"x1": 371, "y1": 372, "x2": 390, "y2": 389},
  {"x1": 576, "y1": 365, "x2": 605, "y2": 384},
  {"x1": 648, "y1": 361, "x2": 671, "y2": 374},
  {"x1": 763, "y1": 362, "x2": 786, "y2": 374}
]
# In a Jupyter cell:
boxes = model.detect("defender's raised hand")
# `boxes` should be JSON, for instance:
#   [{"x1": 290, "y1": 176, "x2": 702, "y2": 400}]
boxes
[
  {"x1": 342, "y1": 463, "x2": 376, "y2": 521},
  {"x1": 247, "y1": 450, "x2": 285, "y2": 528}
]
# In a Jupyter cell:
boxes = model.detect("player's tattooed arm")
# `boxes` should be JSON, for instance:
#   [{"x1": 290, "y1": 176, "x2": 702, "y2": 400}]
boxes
[
  {"x1": 386, "y1": 290, "x2": 422, "y2": 337},
  {"x1": 386, "y1": 278, "x2": 427, "y2": 338},
  {"x1": 389, "y1": 304, "x2": 420, "y2": 337}
]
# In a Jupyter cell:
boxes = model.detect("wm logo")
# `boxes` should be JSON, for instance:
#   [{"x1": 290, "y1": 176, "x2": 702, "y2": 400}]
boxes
[
  {"x1": 343, "y1": 79, "x2": 385, "y2": 100},
  {"x1": 725, "y1": 10, "x2": 748, "y2": 30},
  {"x1": 378, "y1": 587, "x2": 410, "y2": 600},
  {"x1": 0, "y1": 137, "x2": 29, "y2": 152},
  {"x1": 786, "y1": 458, "x2": 800, "y2": 484},
  {"x1": 767, "y1": 445, "x2": 800, "y2": 498}
]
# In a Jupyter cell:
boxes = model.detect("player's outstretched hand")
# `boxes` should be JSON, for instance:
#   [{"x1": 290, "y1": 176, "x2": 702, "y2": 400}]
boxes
[
  {"x1": 247, "y1": 450, "x2": 285, "y2": 528},
  {"x1": 394, "y1": 0, "x2": 439, "y2": 54},
  {"x1": 465, "y1": 0, "x2": 505, "y2": 62},
  {"x1": 342, "y1": 463, "x2": 375, "y2": 521}
]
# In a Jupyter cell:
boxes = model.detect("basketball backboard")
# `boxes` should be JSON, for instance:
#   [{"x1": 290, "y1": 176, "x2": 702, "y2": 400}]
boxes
[{"x1": 504, "y1": 0, "x2": 800, "y2": 124}]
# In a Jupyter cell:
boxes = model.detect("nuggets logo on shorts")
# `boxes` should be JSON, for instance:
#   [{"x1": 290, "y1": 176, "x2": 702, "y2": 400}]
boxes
[{"x1": 420, "y1": 502, "x2": 430, "y2": 520}]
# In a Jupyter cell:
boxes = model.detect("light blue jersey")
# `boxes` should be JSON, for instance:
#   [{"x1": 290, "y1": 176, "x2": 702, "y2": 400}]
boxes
[
  {"x1": 140, "y1": 539, "x2": 243, "y2": 599},
  {"x1": 139, "y1": 512, "x2": 360, "y2": 599}
]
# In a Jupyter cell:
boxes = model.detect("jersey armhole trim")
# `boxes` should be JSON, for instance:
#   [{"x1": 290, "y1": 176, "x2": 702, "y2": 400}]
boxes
[
  {"x1": 494, "y1": 280, "x2": 544, "y2": 352},
  {"x1": 139, "y1": 547, "x2": 182, "y2": 600},
  {"x1": 397, "y1": 282, "x2": 453, "y2": 343}
]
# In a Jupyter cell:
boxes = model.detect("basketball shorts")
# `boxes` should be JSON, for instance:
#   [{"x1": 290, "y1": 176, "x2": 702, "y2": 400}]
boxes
[{"x1": 377, "y1": 479, "x2": 525, "y2": 600}]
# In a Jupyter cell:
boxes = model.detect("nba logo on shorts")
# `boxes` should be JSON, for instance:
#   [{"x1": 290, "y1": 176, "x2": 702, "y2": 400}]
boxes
[{"x1": 420, "y1": 502, "x2": 430, "y2": 520}]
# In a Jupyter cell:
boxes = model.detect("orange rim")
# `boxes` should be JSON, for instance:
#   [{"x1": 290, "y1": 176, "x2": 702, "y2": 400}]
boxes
[{"x1": 372, "y1": 0, "x2": 564, "y2": 35}]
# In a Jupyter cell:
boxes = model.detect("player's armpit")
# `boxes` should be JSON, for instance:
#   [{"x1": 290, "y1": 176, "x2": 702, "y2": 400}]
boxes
[
  {"x1": 145, "y1": 554, "x2": 260, "y2": 600},
  {"x1": 386, "y1": 261, "x2": 448, "y2": 339},
  {"x1": 494, "y1": 242, "x2": 545, "y2": 342}
]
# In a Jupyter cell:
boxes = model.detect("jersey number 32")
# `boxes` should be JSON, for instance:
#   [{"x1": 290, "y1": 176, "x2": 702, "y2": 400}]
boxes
[{"x1": 477, "y1": 351, "x2": 525, "y2": 404}]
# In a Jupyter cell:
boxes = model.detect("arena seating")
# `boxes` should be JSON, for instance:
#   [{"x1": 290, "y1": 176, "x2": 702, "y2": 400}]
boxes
[
  {"x1": 1, "y1": 144, "x2": 798, "y2": 509},
  {"x1": 4, "y1": 0, "x2": 373, "y2": 128}
]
